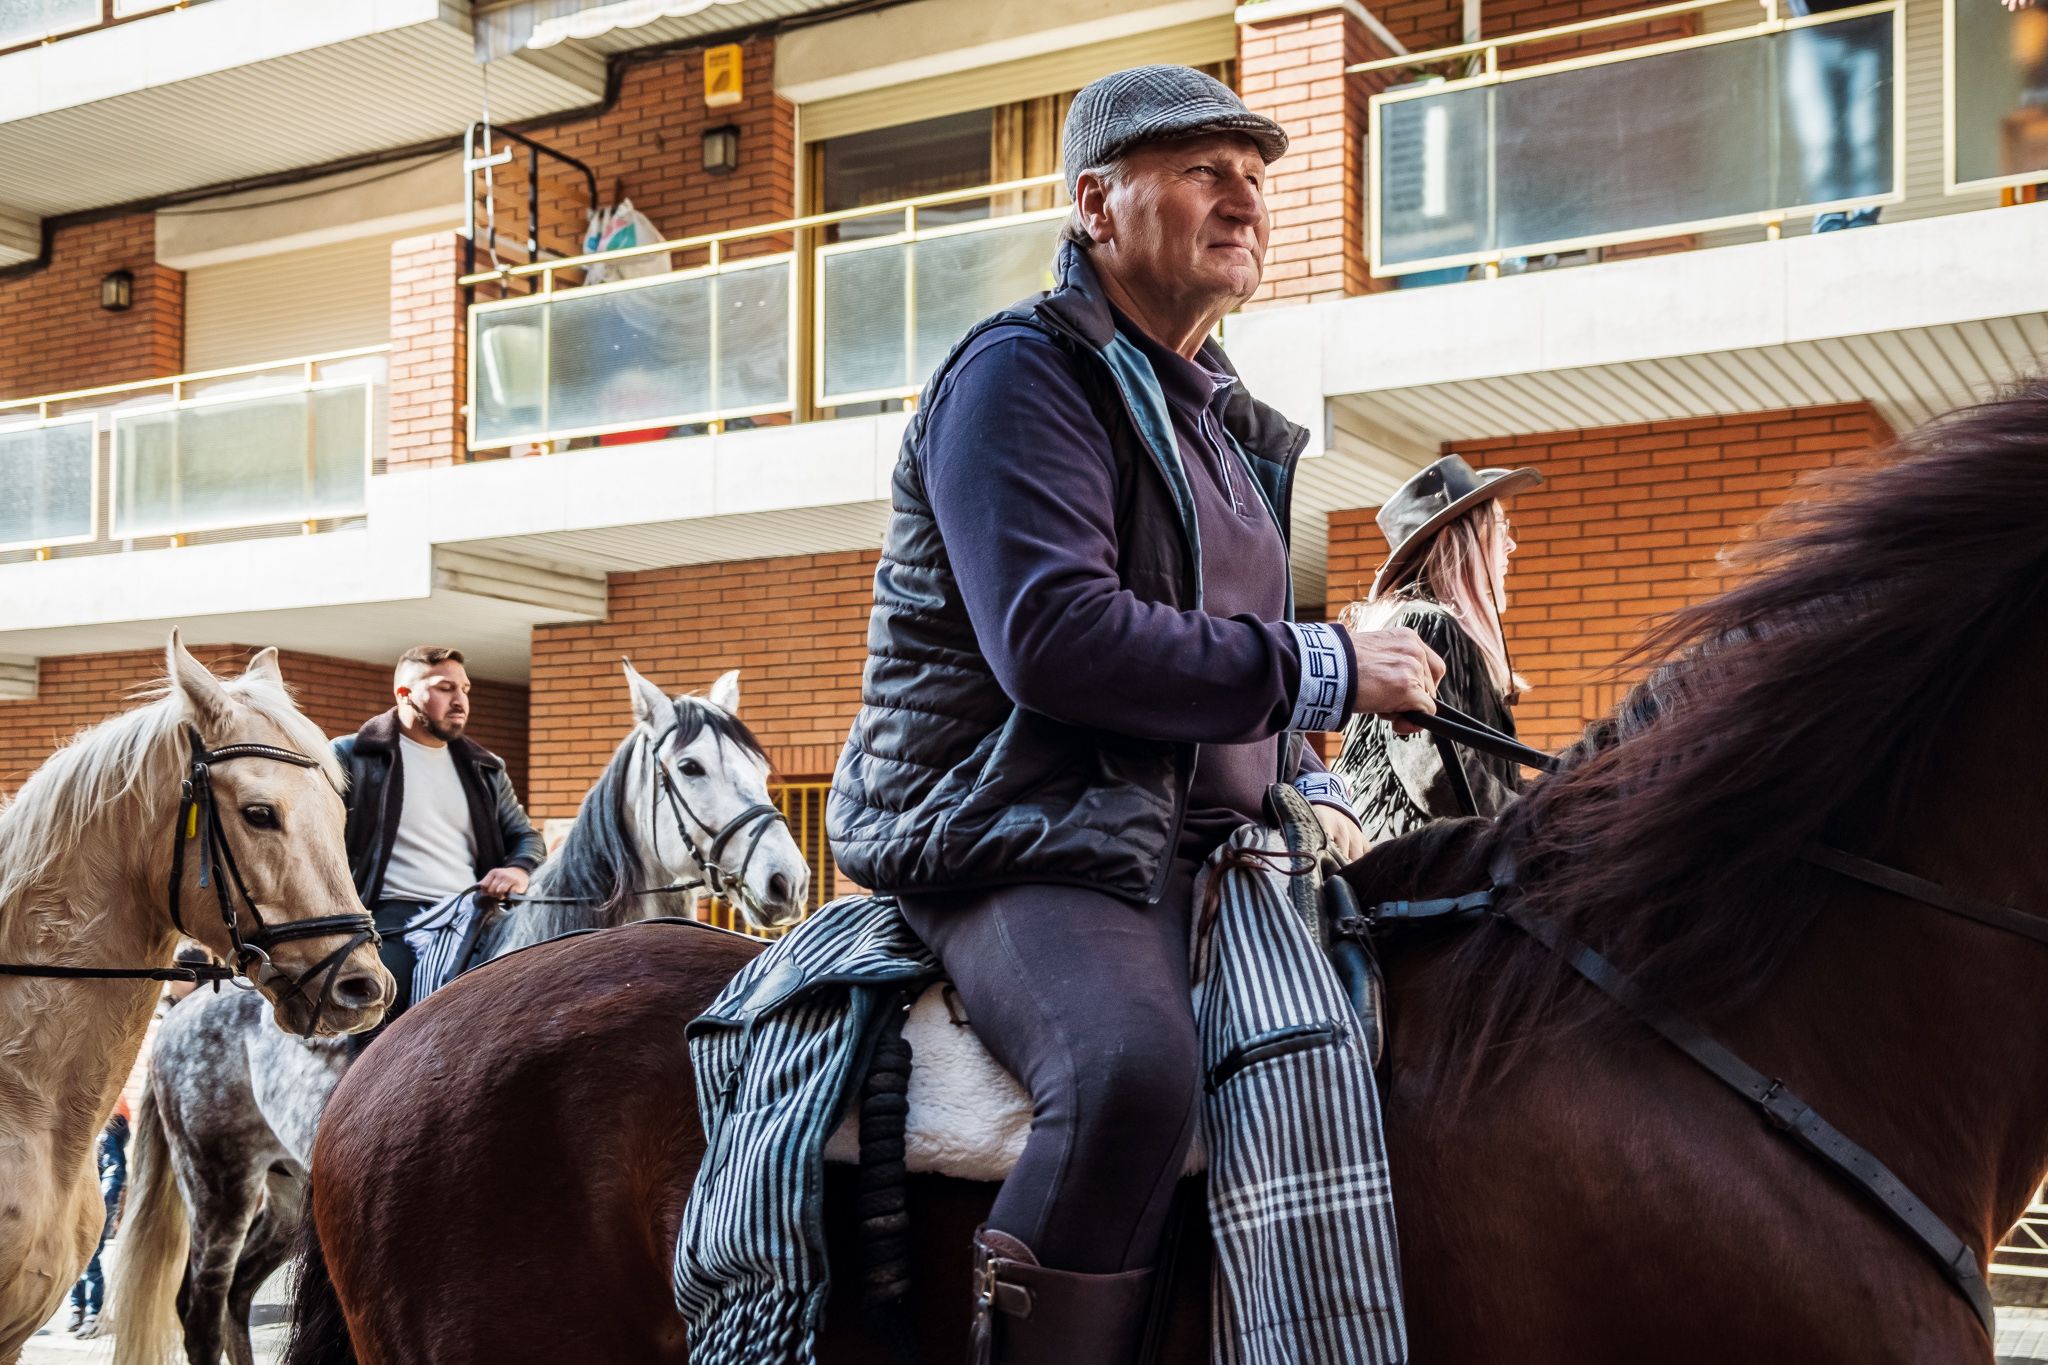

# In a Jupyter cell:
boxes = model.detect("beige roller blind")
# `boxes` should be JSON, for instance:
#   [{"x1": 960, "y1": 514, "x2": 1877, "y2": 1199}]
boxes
[
  {"x1": 799, "y1": 18, "x2": 1238, "y2": 143},
  {"x1": 183, "y1": 232, "x2": 415, "y2": 373}
]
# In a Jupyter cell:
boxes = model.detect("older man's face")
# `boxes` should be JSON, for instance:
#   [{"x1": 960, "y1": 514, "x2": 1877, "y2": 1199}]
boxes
[{"x1": 1096, "y1": 133, "x2": 1269, "y2": 315}]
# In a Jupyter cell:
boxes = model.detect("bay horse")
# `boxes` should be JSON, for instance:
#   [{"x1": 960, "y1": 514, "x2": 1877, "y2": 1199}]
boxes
[
  {"x1": 110, "y1": 663, "x2": 808, "y2": 1365},
  {"x1": 0, "y1": 634, "x2": 391, "y2": 1363},
  {"x1": 288, "y1": 384, "x2": 2048, "y2": 1364}
]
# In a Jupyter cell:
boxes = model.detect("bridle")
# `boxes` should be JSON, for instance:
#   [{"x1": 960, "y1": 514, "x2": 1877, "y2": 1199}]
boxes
[
  {"x1": 165, "y1": 725, "x2": 382, "y2": 1035},
  {"x1": 1377, "y1": 702, "x2": 2047, "y2": 1338},
  {"x1": 643, "y1": 721, "x2": 788, "y2": 917},
  {"x1": 0, "y1": 726, "x2": 381, "y2": 1038}
]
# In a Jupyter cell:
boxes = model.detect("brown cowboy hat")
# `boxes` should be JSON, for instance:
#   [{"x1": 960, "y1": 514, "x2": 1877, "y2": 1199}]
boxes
[{"x1": 1371, "y1": 454, "x2": 1542, "y2": 598}]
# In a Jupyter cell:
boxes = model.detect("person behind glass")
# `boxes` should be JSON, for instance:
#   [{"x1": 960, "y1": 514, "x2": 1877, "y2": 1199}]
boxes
[
  {"x1": 333, "y1": 646, "x2": 543, "y2": 1048},
  {"x1": 66, "y1": 1102, "x2": 129, "y2": 1337},
  {"x1": 1333, "y1": 454, "x2": 1539, "y2": 841}
]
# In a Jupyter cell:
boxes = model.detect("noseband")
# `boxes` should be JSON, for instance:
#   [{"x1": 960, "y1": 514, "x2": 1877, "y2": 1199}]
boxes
[
  {"x1": 164, "y1": 725, "x2": 381, "y2": 1035},
  {"x1": 644, "y1": 724, "x2": 787, "y2": 914}
]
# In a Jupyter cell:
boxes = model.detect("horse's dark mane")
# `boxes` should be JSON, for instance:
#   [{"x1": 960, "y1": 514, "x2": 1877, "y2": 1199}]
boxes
[
  {"x1": 1381, "y1": 378, "x2": 2048, "y2": 1083},
  {"x1": 479, "y1": 695, "x2": 766, "y2": 956}
]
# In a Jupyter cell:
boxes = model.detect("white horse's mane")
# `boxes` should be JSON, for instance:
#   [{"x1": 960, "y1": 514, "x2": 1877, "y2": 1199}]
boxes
[{"x1": 0, "y1": 666, "x2": 339, "y2": 935}]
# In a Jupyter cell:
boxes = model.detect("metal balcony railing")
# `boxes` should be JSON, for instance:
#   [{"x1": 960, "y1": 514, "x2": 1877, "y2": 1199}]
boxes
[
  {"x1": 0, "y1": 0, "x2": 187, "y2": 55},
  {"x1": 461, "y1": 174, "x2": 1068, "y2": 453},
  {"x1": 0, "y1": 347, "x2": 386, "y2": 557},
  {"x1": 1357, "y1": 0, "x2": 1905, "y2": 278}
]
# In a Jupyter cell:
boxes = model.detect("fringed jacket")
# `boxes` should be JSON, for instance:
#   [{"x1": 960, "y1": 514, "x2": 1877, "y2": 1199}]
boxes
[{"x1": 1332, "y1": 601, "x2": 1522, "y2": 842}]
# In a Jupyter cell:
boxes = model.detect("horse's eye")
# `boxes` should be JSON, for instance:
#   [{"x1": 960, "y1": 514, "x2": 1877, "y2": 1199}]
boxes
[
  {"x1": 242, "y1": 805, "x2": 279, "y2": 830},
  {"x1": 678, "y1": 759, "x2": 706, "y2": 779}
]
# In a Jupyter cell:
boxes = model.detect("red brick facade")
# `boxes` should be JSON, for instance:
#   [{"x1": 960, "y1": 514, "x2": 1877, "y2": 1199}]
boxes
[
  {"x1": 528, "y1": 551, "x2": 875, "y2": 820},
  {"x1": 0, "y1": 646, "x2": 530, "y2": 803},
  {"x1": 387, "y1": 232, "x2": 471, "y2": 471},
  {"x1": 1241, "y1": 8, "x2": 1394, "y2": 304},
  {"x1": 0, "y1": 216, "x2": 181, "y2": 401},
  {"x1": 1325, "y1": 405, "x2": 1895, "y2": 753}
]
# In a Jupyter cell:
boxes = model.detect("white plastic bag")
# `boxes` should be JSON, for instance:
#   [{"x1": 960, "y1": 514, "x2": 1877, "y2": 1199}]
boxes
[{"x1": 581, "y1": 199, "x2": 671, "y2": 285}]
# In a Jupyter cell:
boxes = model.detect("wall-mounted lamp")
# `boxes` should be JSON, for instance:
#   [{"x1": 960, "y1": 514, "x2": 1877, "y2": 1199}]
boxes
[
  {"x1": 702, "y1": 124, "x2": 740, "y2": 176},
  {"x1": 99, "y1": 269, "x2": 134, "y2": 312}
]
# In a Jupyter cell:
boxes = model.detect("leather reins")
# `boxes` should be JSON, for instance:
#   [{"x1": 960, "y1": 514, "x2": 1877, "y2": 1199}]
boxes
[
  {"x1": 1380, "y1": 703, "x2": 2038, "y2": 1338},
  {"x1": 0, "y1": 726, "x2": 381, "y2": 1037}
]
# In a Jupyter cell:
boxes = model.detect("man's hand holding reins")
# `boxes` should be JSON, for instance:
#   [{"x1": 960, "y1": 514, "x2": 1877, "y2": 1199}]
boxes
[
  {"x1": 1347, "y1": 626, "x2": 1445, "y2": 734},
  {"x1": 478, "y1": 866, "x2": 530, "y2": 903}
]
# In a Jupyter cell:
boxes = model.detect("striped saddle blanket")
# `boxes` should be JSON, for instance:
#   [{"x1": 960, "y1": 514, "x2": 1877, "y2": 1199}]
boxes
[{"x1": 674, "y1": 822, "x2": 1408, "y2": 1365}]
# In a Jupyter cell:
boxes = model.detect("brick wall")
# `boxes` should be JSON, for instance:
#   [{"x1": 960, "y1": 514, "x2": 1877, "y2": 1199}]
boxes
[
  {"x1": 1241, "y1": 8, "x2": 1394, "y2": 304},
  {"x1": 528, "y1": 550, "x2": 875, "y2": 819},
  {"x1": 387, "y1": 232, "x2": 470, "y2": 471},
  {"x1": 1325, "y1": 405, "x2": 1894, "y2": 753},
  {"x1": 472, "y1": 37, "x2": 797, "y2": 282},
  {"x1": 0, "y1": 646, "x2": 529, "y2": 802},
  {"x1": 0, "y1": 216, "x2": 181, "y2": 400}
]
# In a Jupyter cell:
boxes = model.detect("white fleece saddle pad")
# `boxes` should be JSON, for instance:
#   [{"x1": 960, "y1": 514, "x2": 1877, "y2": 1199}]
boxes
[{"x1": 822, "y1": 982, "x2": 1207, "y2": 1181}]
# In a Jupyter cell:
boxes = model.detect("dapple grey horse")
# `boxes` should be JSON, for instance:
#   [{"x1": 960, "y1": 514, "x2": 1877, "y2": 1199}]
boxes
[{"x1": 110, "y1": 664, "x2": 808, "y2": 1365}]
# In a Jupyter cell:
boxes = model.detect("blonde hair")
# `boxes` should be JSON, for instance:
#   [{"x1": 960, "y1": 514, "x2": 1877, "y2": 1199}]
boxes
[{"x1": 1343, "y1": 503, "x2": 1520, "y2": 696}]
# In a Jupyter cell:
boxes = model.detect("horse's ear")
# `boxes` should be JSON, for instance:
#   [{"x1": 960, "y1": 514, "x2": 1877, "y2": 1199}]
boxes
[
  {"x1": 242, "y1": 647, "x2": 283, "y2": 688},
  {"x1": 708, "y1": 669, "x2": 741, "y2": 716},
  {"x1": 620, "y1": 658, "x2": 670, "y2": 732},
  {"x1": 167, "y1": 630, "x2": 234, "y2": 730}
]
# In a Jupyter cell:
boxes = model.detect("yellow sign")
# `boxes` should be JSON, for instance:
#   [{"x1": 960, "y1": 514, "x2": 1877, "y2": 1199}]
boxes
[{"x1": 704, "y1": 44, "x2": 743, "y2": 109}]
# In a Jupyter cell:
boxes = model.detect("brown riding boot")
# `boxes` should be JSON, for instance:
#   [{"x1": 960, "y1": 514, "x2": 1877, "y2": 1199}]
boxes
[{"x1": 969, "y1": 1227, "x2": 1157, "y2": 1365}]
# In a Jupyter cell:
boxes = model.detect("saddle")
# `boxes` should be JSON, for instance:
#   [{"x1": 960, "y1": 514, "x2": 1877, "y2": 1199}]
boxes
[{"x1": 821, "y1": 783, "x2": 1384, "y2": 1182}]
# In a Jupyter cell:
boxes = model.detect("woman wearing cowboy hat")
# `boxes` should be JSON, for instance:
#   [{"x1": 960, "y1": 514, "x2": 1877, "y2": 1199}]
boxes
[{"x1": 1333, "y1": 454, "x2": 1541, "y2": 840}]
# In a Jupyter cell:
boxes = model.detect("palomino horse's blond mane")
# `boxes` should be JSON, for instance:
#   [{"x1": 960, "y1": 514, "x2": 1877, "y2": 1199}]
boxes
[
  {"x1": 0, "y1": 667, "x2": 340, "y2": 946},
  {"x1": 0, "y1": 639, "x2": 370, "y2": 1361}
]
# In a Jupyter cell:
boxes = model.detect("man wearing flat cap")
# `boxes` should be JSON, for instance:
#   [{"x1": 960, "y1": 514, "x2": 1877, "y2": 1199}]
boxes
[{"x1": 829, "y1": 66, "x2": 1444, "y2": 1361}]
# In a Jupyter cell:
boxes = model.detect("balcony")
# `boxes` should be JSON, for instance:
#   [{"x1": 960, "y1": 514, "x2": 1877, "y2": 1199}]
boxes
[
  {"x1": 0, "y1": 348, "x2": 385, "y2": 558},
  {"x1": 1205, "y1": 0, "x2": 2048, "y2": 470},
  {"x1": 0, "y1": 0, "x2": 601, "y2": 265},
  {"x1": 463, "y1": 175, "x2": 1067, "y2": 452},
  {"x1": 1364, "y1": 0, "x2": 1906, "y2": 277}
]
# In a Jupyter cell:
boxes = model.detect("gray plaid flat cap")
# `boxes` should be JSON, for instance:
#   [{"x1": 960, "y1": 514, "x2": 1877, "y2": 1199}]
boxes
[{"x1": 1062, "y1": 66, "x2": 1289, "y2": 191}]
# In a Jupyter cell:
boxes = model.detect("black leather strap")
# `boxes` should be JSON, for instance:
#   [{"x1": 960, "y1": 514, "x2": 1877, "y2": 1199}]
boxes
[
  {"x1": 1804, "y1": 844, "x2": 2048, "y2": 949},
  {"x1": 1401, "y1": 702, "x2": 1562, "y2": 775},
  {"x1": 1492, "y1": 891, "x2": 1997, "y2": 1339},
  {"x1": 1433, "y1": 733, "x2": 1480, "y2": 816},
  {"x1": 0, "y1": 960, "x2": 237, "y2": 982}
]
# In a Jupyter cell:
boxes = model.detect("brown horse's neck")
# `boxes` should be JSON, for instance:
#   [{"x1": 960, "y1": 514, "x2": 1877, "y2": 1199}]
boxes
[{"x1": 1727, "y1": 627, "x2": 2048, "y2": 1262}]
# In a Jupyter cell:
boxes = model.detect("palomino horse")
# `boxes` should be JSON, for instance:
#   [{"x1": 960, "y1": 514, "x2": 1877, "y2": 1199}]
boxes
[
  {"x1": 110, "y1": 663, "x2": 808, "y2": 1365},
  {"x1": 288, "y1": 385, "x2": 2048, "y2": 1364},
  {"x1": 0, "y1": 635, "x2": 391, "y2": 1363}
]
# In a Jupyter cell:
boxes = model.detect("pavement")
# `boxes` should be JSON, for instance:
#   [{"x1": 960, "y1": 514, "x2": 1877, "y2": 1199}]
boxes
[
  {"x1": 21, "y1": 1237, "x2": 288, "y2": 1365},
  {"x1": 18, "y1": 1252, "x2": 2048, "y2": 1362}
]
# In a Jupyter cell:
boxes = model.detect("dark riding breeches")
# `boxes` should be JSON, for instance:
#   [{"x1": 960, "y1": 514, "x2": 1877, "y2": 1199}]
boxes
[{"x1": 899, "y1": 863, "x2": 1201, "y2": 1276}]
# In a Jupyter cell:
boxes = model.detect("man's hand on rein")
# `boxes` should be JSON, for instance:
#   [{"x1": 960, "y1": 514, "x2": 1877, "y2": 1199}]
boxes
[
  {"x1": 478, "y1": 866, "x2": 530, "y2": 902},
  {"x1": 1347, "y1": 626, "x2": 1446, "y2": 735},
  {"x1": 1314, "y1": 804, "x2": 1370, "y2": 865}
]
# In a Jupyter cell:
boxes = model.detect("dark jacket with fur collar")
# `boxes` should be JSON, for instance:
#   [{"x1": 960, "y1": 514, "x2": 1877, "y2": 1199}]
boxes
[{"x1": 333, "y1": 709, "x2": 545, "y2": 904}]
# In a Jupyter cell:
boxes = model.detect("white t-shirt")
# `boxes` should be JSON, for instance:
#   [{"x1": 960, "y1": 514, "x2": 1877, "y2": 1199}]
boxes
[{"x1": 380, "y1": 736, "x2": 479, "y2": 904}]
